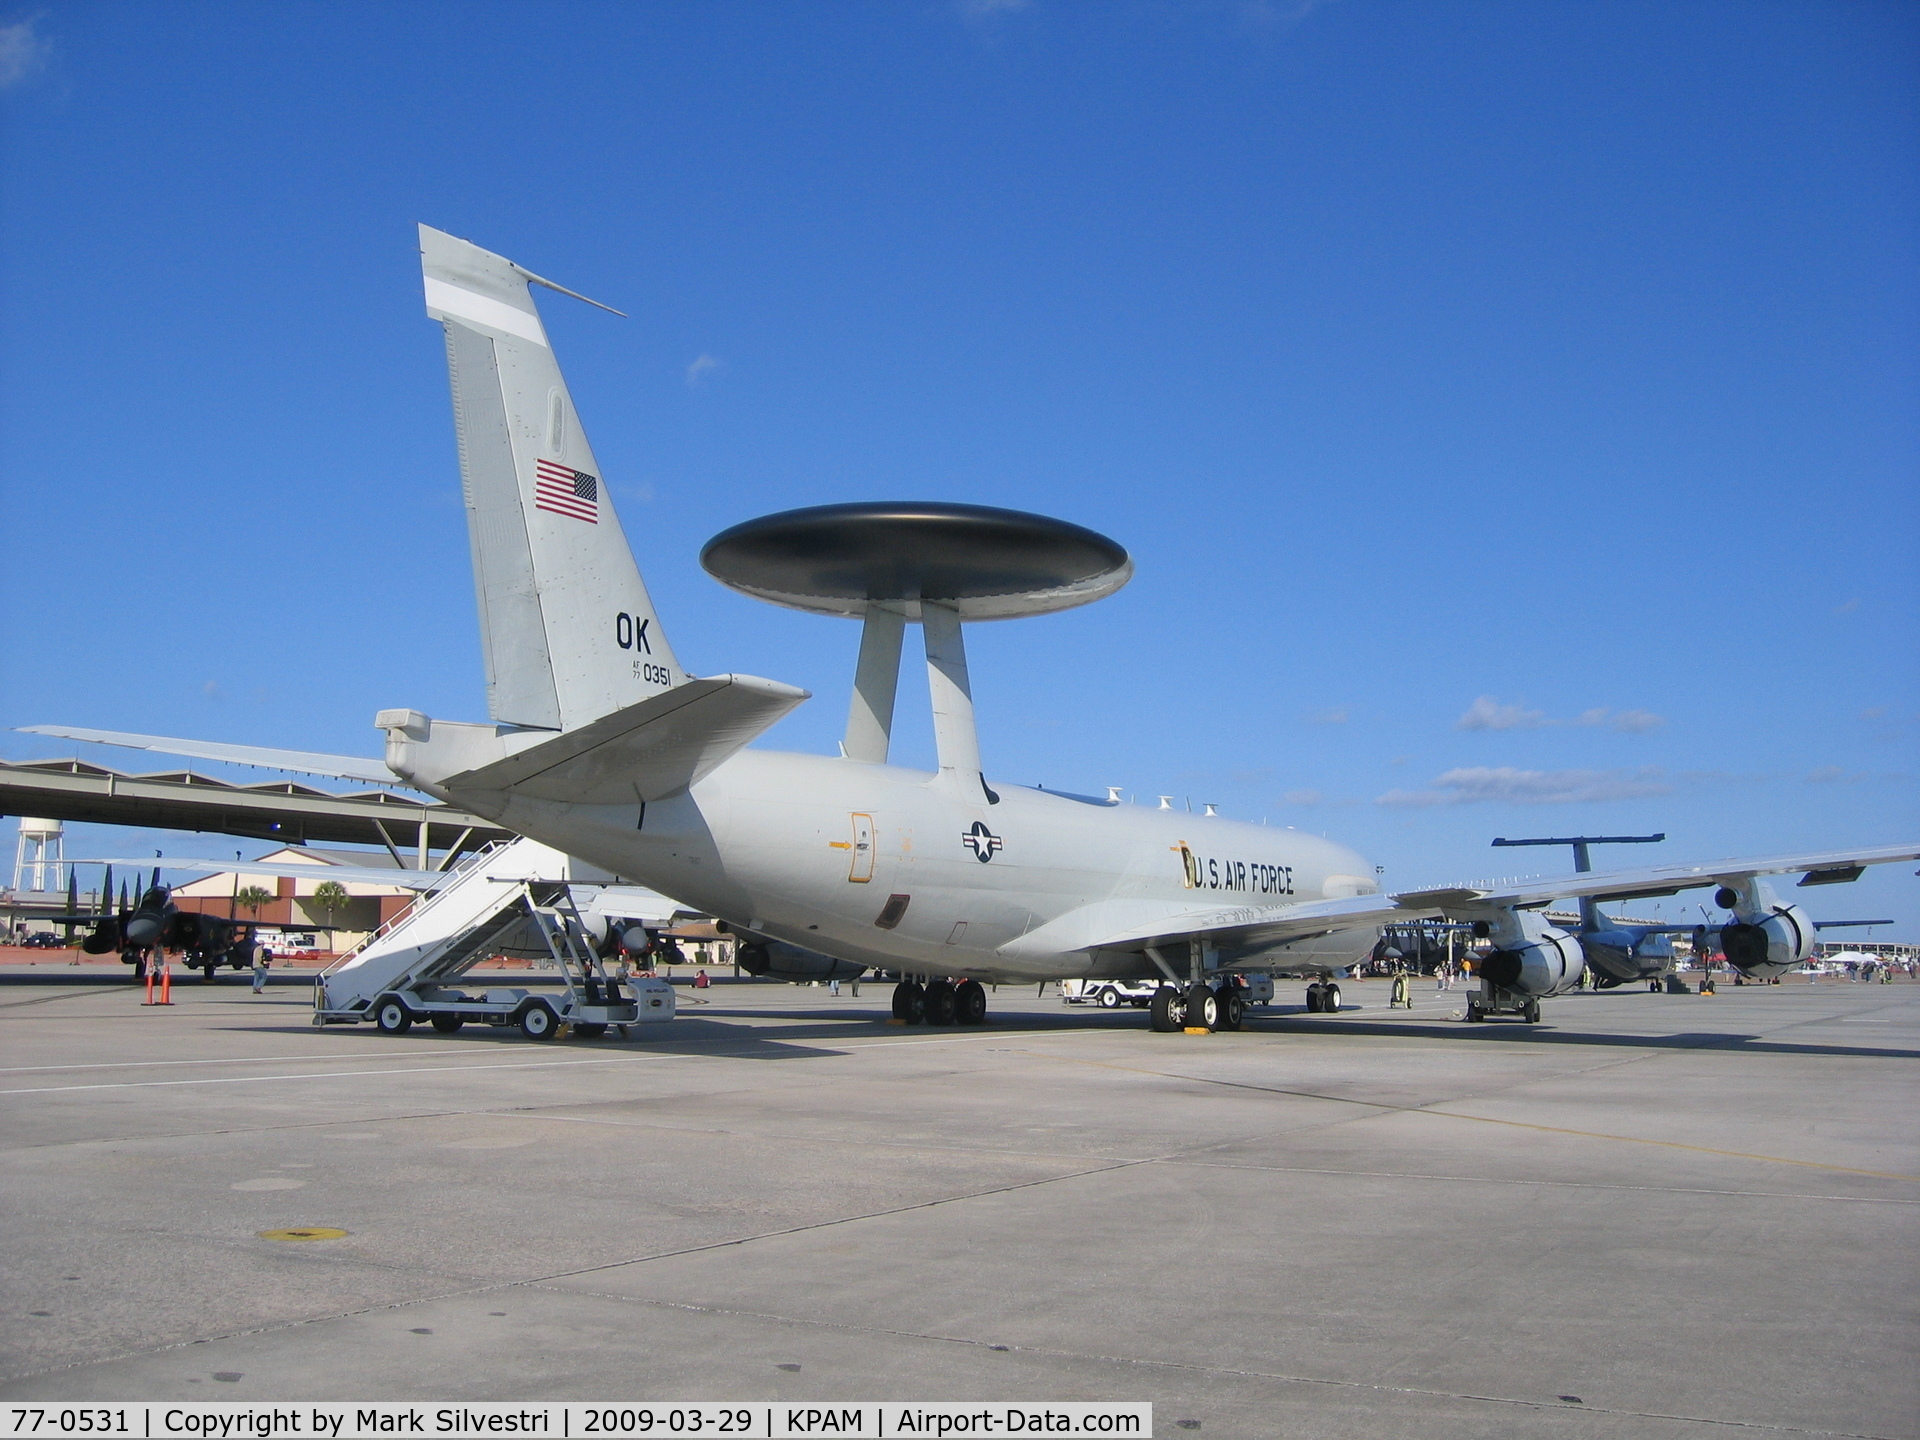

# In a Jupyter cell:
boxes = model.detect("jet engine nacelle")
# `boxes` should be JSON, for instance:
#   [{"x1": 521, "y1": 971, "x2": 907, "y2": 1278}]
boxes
[
  {"x1": 1477, "y1": 929, "x2": 1585, "y2": 997},
  {"x1": 1716, "y1": 885, "x2": 1813, "y2": 980},
  {"x1": 735, "y1": 938, "x2": 867, "y2": 985},
  {"x1": 1464, "y1": 909, "x2": 1585, "y2": 997}
]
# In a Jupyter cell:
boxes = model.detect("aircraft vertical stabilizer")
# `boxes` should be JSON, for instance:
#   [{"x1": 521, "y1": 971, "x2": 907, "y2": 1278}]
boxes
[{"x1": 419, "y1": 224, "x2": 684, "y2": 733}]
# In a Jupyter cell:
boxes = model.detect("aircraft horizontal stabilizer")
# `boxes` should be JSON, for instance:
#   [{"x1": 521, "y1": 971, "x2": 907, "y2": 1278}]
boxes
[
  {"x1": 392, "y1": 674, "x2": 809, "y2": 807},
  {"x1": 16, "y1": 726, "x2": 401, "y2": 786}
]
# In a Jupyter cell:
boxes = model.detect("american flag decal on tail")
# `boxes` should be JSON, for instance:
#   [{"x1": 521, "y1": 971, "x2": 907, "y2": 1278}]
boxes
[{"x1": 534, "y1": 458, "x2": 599, "y2": 523}]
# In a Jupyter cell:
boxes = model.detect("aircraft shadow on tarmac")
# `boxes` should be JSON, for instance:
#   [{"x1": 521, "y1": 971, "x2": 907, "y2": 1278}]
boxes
[
  {"x1": 210, "y1": 1018, "x2": 855, "y2": 1061},
  {"x1": 201, "y1": 1001, "x2": 1919, "y2": 1064},
  {"x1": 14, "y1": 973, "x2": 1912, "y2": 1063}
]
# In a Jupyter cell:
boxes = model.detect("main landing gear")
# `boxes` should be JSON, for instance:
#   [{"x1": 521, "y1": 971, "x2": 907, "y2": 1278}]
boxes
[
  {"x1": 891, "y1": 977, "x2": 988, "y2": 1026},
  {"x1": 1147, "y1": 982, "x2": 1246, "y2": 1033}
]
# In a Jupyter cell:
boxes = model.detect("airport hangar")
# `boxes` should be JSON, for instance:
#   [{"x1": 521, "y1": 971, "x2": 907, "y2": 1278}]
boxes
[{"x1": 0, "y1": 755, "x2": 511, "y2": 938}]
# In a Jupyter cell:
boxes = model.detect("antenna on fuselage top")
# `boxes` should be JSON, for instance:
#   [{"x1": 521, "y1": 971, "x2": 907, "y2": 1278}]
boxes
[{"x1": 700, "y1": 503, "x2": 1132, "y2": 806}]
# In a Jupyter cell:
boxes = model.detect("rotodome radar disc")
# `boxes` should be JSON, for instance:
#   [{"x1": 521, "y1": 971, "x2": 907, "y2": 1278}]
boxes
[{"x1": 699, "y1": 502, "x2": 1132, "y2": 621}]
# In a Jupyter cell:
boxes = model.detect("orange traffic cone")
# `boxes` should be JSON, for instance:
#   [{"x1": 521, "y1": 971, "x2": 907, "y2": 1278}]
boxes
[{"x1": 159, "y1": 961, "x2": 172, "y2": 1005}]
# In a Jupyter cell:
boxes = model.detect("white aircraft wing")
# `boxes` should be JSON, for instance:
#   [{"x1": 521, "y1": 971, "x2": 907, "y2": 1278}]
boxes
[
  {"x1": 17, "y1": 726, "x2": 403, "y2": 787},
  {"x1": 575, "y1": 885, "x2": 698, "y2": 926},
  {"x1": 1001, "y1": 893, "x2": 1406, "y2": 960},
  {"x1": 1021, "y1": 841, "x2": 1920, "y2": 960},
  {"x1": 1390, "y1": 842, "x2": 1920, "y2": 911},
  {"x1": 80, "y1": 856, "x2": 453, "y2": 891}
]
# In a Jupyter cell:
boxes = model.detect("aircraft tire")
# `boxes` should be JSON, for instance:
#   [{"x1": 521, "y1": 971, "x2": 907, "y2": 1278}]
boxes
[
  {"x1": 955, "y1": 979, "x2": 988, "y2": 1025},
  {"x1": 924, "y1": 980, "x2": 957, "y2": 1026},
  {"x1": 200, "y1": 964, "x2": 217, "y2": 984},
  {"x1": 1185, "y1": 983, "x2": 1217, "y2": 1032},
  {"x1": 430, "y1": 1015, "x2": 464, "y2": 1034},
  {"x1": 1098, "y1": 987, "x2": 1121, "y2": 1009},
  {"x1": 1305, "y1": 983, "x2": 1323, "y2": 1013},
  {"x1": 1322, "y1": 983, "x2": 1342, "y2": 1013},
  {"x1": 891, "y1": 980, "x2": 925, "y2": 1024},
  {"x1": 518, "y1": 1002, "x2": 559, "y2": 1041},
  {"x1": 1466, "y1": 1000, "x2": 1484, "y2": 1022},
  {"x1": 375, "y1": 999, "x2": 412, "y2": 1035},
  {"x1": 1218, "y1": 989, "x2": 1245, "y2": 1031},
  {"x1": 1523, "y1": 998, "x2": 1541, "y2": 1024},
  {"x1": 1149, "y1": 985, "x2": 1183, "y2": 1033}
]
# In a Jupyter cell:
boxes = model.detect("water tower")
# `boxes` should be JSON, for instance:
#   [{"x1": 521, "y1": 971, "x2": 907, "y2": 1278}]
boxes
[{"x1": 12, "y1": 818, "x2": 66, "y2": 895}]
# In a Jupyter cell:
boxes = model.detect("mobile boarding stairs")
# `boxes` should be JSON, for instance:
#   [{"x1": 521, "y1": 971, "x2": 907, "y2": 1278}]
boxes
[{"x1": 313, "y1": 836, "x2": 677, "y2": 1039}]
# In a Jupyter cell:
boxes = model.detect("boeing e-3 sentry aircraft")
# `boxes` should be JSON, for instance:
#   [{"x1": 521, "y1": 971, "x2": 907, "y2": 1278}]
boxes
[{"x1": 29, "y1": 227, "x2": 1920, "y2": 1032}]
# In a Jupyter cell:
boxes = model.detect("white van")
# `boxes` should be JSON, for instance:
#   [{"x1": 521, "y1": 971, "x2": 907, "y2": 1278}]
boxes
[{"x1": 1064, "y1": 974, "x2": 1274, "y2": 1009}]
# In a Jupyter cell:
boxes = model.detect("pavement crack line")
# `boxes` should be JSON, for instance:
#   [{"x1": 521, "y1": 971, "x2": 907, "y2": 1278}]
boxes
[
  {"x1": 1016, "y1": 1050, "x2": 1920, "y2": 1182},
  {"x1": 520, "y1": 1287, "x2": 1897, "y2": 1439},
  {"x1": 1159, "y1": 1158, "x2": 1920, "y2": 1203},
  {"x1": 0, "y1": 989, "x2": 127, "y2": 1011},
  {"x1": 0, "y1": 1024, "x2": 1083, "y2": 1097}
]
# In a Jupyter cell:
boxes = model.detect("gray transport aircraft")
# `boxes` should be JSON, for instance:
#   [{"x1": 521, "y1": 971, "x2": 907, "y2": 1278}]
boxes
[{"x1": 28, "y1": 227, "x2": 1920, "y2": 1031}]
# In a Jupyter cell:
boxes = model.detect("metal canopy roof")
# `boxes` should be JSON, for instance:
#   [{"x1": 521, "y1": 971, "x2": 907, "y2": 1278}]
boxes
[
  {"x1": 0, "y1": 758, "x2": 511, "y2": 860},
  {"x1": 699, "y1": 501, "x2": 1133, "y2": 621}
]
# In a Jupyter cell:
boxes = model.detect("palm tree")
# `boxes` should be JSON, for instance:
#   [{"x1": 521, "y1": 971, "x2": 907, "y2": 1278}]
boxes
[
  {"x1": 311, "y1": 880, "x2": 349, "y2": 951},
  {"x1": 234, "y1": 885, "x2": 272, "y2": 921}
]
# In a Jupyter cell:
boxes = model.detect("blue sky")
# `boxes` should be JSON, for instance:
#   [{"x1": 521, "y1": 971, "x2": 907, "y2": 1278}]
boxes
[{"x1": 2, "y1": 1, "x2": 1916, "y2": 932}]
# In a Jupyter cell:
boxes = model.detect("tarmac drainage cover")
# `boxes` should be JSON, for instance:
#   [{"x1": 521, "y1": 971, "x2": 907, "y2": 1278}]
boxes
[{"x1": 257, "y1": 1227, "x2": 350, "y2": 1241}]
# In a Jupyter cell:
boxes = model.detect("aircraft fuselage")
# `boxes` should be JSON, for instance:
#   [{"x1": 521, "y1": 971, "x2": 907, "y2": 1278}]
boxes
[{"x1": 461, "y1": 748, "x2": 1379, "y2": 985}]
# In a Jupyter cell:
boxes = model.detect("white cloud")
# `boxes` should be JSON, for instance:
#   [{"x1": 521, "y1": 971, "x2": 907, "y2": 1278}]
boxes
[
  {"x1": 0, "y1": 15, "x2": 50, "y2": 88},
  {"x1": 685, "y1": 353, "x2": 724, "y2": 387},
  {"x1": 1861, "y1": 705, "x2": 1887, "y2": 721},
  {"x1": 1805, "y1": 765, "x2": 1856, "y2": 784},
  {"x1": 1456, "y1": 695, "x2": 1547, "y2": 731},
  {"x1": 1609, "y1": 709, "x2": 1666, "y2": 734},
  {"x1": 1458, "y1": 695, "x2": 1664, "y2": 733},
  {"x1": 1377, "y1": 766, "x2": 1672, "y2": 807},
  {"x1": 1833, "y1": 597, "x2": 1860, "y2": 614},
  {"x1": 1283, "y1": 789, "x2": 1322, "y2": 806},
  {"x1": 1308, "y1": 706, "x2": 1349, "y2": 725}
]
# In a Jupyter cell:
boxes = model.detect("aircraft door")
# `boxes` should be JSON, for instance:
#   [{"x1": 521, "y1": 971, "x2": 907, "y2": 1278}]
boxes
[{"x1": 848, "y1": 813, "x2": 875, "y2": 883}]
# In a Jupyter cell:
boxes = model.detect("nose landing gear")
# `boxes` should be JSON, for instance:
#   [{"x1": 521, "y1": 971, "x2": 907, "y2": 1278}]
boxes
[
  {"x1": 1149, "y1": 981, "x2": 1246, "y2": 1033},
  {"x1": 1305, "y1": 981, "x2": 1342, "y2": 1013}
]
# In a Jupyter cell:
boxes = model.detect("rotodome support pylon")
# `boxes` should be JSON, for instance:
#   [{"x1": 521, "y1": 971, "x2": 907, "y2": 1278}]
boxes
[{"x1": 700, "y1": 501, "x2": 1133, "y2": 806}]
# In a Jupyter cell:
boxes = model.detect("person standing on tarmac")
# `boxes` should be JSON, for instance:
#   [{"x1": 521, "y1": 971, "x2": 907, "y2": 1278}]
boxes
[{"x1": 251, "y1": 941, "x2": 271, "y2": 995}]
